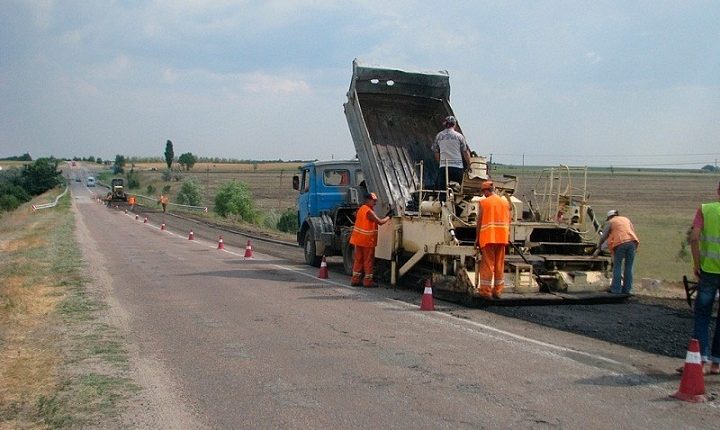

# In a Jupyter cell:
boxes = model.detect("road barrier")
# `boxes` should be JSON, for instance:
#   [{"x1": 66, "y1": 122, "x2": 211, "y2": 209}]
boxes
[{"x1": 31, "y1": 186, "x2": 69, "y2": 212}]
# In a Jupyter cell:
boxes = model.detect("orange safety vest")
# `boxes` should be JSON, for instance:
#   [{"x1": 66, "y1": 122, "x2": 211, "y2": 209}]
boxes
[
  {"x1": 477, "y1": 194, "x2": 510, "y2": 247},
  {"x1": 160, "y1": 196, "x2": 168, "y2": 204},
  {"x1": 606, "y1": 216, "x2": 639, "y2": 251},
  {"x1": 350, "y1": 204, "x2": 378, "y2": 247},
  {"x1": 128, "y1": 196, "x2": 136, "y2": 205}
]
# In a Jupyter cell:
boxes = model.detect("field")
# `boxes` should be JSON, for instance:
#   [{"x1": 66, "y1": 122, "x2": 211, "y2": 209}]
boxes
[{"x1": 99, "y1": 162, "x2": 720, "y2": 284}]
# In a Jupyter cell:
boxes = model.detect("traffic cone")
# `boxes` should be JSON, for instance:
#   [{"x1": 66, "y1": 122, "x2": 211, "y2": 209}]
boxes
[
  {"x1": 135, "y1": 214, "x2": 139, "y2": 220},
  {"x1": 420, "y1": 279, "x2": 435, "y2": 311},
  {"x1": 124, "y1": 209, "x2": 128, "y2": 214},
  {"x1": 160, "y1": 223, "x2": 166, "y2": 231},
  {"x1": 143, "y1": 217, "x2": 148, "y2": 224},
  {"x1": 671, "y1": 339, "x2": 706, "y2": 402},
  {"x1": 244, "y1": 240, "x2": 254, "y2": 258},
  {"x1": 188, "y1": 230, "x2": 194, "y2": 240},
  {"x1": 217, "y1": 236, "x2": 225, "y2": 250},
  {"x1": 318, "y1": 256, "x2": 329, "y2": 279}
]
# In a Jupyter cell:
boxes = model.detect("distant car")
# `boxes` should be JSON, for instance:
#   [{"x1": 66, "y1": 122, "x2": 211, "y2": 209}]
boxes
[
  {"x1": 75, "y1": 177, "x2": 81, "y2": 182},
  {"x1": 86, "y1": 176, "x2": 96, "y2": 187}
]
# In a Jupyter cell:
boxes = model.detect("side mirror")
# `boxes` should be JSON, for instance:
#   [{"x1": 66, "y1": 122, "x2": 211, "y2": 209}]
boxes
[{"x1": 292, "y1": 175, "x2": 299, "y2": 191}]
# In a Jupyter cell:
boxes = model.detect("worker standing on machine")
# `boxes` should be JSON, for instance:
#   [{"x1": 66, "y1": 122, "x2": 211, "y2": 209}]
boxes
[
  {"x1": 475, "y1": 181, "x2": 511, "y2": 299},
  {"x1": 349, "y1": 192, "x2": 390, "y2": 288},
  {"x1": 432, "y1": 115, "x2": 472, "y2": 193}
]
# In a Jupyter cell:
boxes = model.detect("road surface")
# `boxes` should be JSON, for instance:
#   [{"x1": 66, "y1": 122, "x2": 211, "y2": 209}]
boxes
[{"x1": 69, "y1": 182, "x2": 720, "y2": 429}]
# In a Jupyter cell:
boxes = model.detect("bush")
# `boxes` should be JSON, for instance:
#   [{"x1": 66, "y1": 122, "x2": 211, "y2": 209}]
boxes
[
  {"x1": 161, "y1": 169, "x2": 172, "y2": 181},
  {"x1": 176, "y1": 179, "x2": 202, "y2": 206},
  {"x1": 214, "y1": 181, "x2": 256, "y2": 222},
  {"x1": 126, "y1": 171, "x2": 140, "y2": 189},
  {"x1": 146, "y1": 185, "x2": 156, "y2": 195},
  {"x1": 276, "y1": 208, "x2": 298, "y2": 232}
]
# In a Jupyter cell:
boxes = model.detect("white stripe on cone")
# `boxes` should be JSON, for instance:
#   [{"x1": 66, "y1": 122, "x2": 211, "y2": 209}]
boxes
[{"x1": 685, "y1": 350, "x2": 702, "y2": 364}]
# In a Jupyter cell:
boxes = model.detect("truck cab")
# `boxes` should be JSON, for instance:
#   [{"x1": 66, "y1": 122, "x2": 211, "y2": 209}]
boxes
[{"x1": 293, "y1": 160, "x2": 365, "y2": 268}]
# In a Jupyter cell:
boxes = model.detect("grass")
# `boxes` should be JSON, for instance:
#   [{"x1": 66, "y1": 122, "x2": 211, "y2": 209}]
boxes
[{"x1": 0, "y1": 188, "x2": 138, "y2": 428}]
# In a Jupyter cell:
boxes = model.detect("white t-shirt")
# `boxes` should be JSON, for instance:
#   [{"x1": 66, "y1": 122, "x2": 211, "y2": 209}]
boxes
[{"x1": 432, "y1": 128, "x2": 468, "y2": 169}]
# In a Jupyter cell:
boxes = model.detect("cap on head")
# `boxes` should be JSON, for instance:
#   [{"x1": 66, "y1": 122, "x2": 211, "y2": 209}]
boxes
[
  {"x1": 480, "y1": 180, "x2": 494, "y2": 191},
  {"x1": 366, "y1": 192, "x2": 378, "y2": 201},
  {"x1": 444, "y1": 115, "x2": 457, "y2": 126},
  {"x1": 606, "y1": 209, "x2": 618, "y2": 219}
]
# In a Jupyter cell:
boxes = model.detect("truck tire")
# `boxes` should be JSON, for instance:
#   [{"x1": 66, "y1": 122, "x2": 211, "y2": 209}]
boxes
[
  {"x1": 342, "y1": 240, "x2": 354, "y2": 276},
  {"x1": 304, "y1": 230, "x2": 322, "y2": 267}
]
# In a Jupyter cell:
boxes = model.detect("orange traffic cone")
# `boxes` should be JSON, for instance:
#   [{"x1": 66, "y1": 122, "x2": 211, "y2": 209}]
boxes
[
  {"x1": 318, "y1": 256, "x2": 328, "y2": 279},
  {"x1": 160, "y1": 223, "x2": 166, "y2": 231},
  {"x1": 420, "y1": 279, "x2": 435, "y2": 311},
  {"x1": 188, "y1": 231, "x2": 194, "y2": 240},
  {"x1": 217, "y1": 236, "x2": 225, "y2": 250},
  {"x1": 143, "y1": 217, "x2": 148, "y2": 223},
  {"x1": 672, "y1": 339, "x2": 706, "y2": 402},
  {"x1": 244, "y1": 240, "x2": 254, "y2": 258}
]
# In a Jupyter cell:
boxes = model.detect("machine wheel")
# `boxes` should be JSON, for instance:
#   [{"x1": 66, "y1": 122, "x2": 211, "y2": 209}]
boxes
[
  {"x1": 342, "y1": 240, "x2": 354, "y2": 276},
  {"x1": 304, "y1": 229, "x2": 322, "y2": 267}
]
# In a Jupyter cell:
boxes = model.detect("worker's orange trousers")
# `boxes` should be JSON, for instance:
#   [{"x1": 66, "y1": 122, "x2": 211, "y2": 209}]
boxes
[
  {"x1": 351, "y1": 245, "x2": 375, "y2": 287},
  {"x1": 479, "y1": 244, "x2": 506, "y2": 297}
]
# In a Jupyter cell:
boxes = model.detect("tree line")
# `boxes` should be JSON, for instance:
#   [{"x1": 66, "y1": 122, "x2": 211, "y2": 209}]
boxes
[{"x1": 0, "y1": 158, "x2": 63, "y2": 213}]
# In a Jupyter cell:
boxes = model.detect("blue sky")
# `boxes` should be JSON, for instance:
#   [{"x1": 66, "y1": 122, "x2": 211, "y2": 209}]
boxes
[{"x1": 1, "y1": 1, "x2": 719, "y2": 167}]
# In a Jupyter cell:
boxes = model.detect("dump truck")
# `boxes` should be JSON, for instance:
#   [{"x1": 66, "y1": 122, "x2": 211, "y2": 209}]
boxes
[{"x1": 295, "y1": 60, "x2": 622, "y2": 304}]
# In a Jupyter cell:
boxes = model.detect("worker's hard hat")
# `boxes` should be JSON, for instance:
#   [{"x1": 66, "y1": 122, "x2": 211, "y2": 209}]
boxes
[
  {"x1": 367, "y1": 192, "x2": 378, "y2": 201},
  {"x1": 444, "y1": 115, "x2": 457, "y2": 126},
  {"x1": 480, "y1": 180, "x2": 494, "y2": 190},
  {"x1": 606, "y1": 209, "x2": 618, "y2": 219}
]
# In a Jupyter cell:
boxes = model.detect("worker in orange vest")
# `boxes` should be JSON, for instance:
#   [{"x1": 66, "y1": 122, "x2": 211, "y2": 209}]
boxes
[
  {"x1": 127, "y1": 195, "x2": 136, "y2": 211},
  {"x1": 475, "y1": 180, "x2": 511, "y2": 299},
  {"x1": 350, "y1": 192, "x2": 391, "y2": 287},
  {"x1": 158, "y1": 194, "x2": 169, "y2": 213}
]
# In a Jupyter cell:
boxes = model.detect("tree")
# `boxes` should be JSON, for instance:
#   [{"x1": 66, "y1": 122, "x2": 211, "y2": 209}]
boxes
[
  {"x1": 178, "y1": 152, "x2": 197, "y2": 171},
  {"x1": 214, "y1": 180, "x2": 256, "y2": 222},
  {"x1": 176, "y1": 178, "x2": 203, "y2": 206},
  {"x1": 113, "y1": 154, "x2": 126, "y2": 174},
  {"x1": 164, "y1": 140, "x2": 174, "y2": 169},
  {"x1": 701, "y1": 164, "x2": 719, "y2": 173},
  {"x1": 19, "y1": 158, "x2": 62, "y2": 195}
]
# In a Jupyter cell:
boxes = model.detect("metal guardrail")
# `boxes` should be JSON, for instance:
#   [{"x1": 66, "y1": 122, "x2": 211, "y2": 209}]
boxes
[
  {"x1": 31, "y1": 185, "x2": 69, "y2": 212},
  {"x1": 133, "y1": 194, "x2": 208, "y2": 213}
]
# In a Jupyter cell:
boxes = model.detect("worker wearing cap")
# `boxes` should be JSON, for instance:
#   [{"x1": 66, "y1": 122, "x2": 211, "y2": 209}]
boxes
[
  {"x1": 350, "y1": 192, "x2": 391, "y2": 287},
  {"x1": 432, "y1": 115, "x2": 472, "y2": 191},
  {"x1": 475, "y1": 181, "x2": 511, "y2": 299},
  {"x1": 594, "y1": 209, "x2": 639, "y2": 294},
  {"x1": 685, "y1": 181, "x2": 720, "y2": 374}
]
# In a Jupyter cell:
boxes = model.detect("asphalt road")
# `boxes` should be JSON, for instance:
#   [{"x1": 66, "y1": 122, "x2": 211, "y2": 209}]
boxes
[{"x1": 70, "y1": 182, "x2": 720, "y2": 429}]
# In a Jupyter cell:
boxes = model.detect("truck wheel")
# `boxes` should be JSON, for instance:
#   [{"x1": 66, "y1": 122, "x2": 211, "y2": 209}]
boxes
[
  {"x1": 304, "y1": 230, "x2": 322, "y2": 267},
  {"x1": 342, "y1": 241, "x2": 354, "y2": 276}
]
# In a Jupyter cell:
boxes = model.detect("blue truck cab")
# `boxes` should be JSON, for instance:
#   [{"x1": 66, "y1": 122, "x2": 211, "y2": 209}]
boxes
[{"x1": 293, "y1": 160, "x2": 366, "y2": 270}]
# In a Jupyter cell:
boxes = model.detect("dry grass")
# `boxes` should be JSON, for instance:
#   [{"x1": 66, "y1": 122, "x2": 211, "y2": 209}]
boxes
[{"x1": 0, "y1": 191, "x2": 136, "y2": 428}]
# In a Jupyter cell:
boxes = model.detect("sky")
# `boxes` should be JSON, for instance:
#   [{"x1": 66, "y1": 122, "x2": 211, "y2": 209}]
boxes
[{"x1": 1, "y1": 1, "x2": 719, "y2": 168}]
